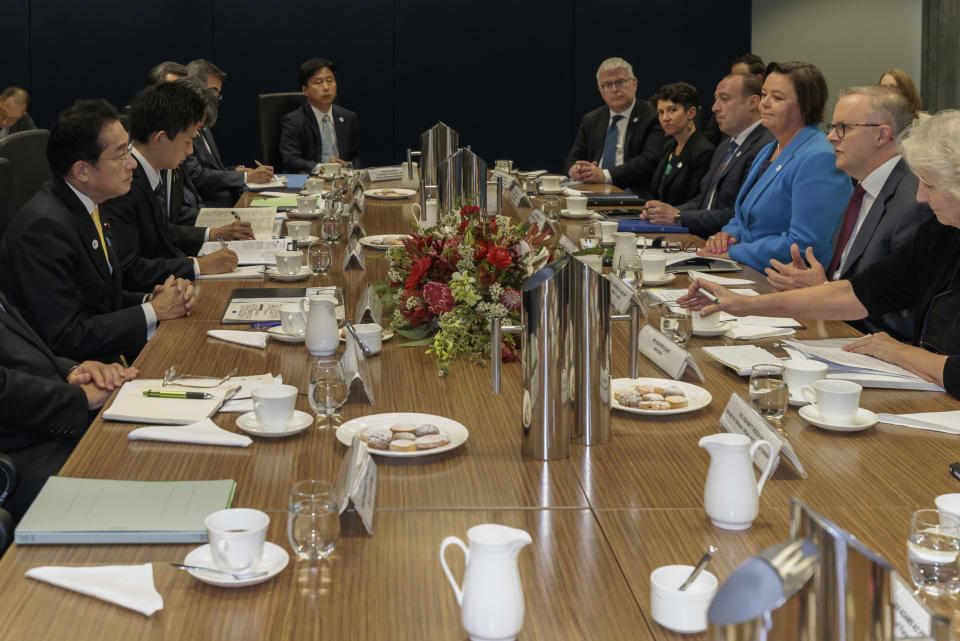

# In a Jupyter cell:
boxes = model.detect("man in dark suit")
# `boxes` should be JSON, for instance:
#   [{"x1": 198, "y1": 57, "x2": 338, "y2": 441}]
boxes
[
  {"x1": 0, "y1": 291, "x2": 138, "y2": 521},
  {"x1": 183, "y1": 61, "x2": 274, "y2": 207},
  {"x1": 643, "y1": 73, "x2": 773, "y2": 238},
  {"x1": 0, "y1": 99, "x2": 195, "y2": 363},
  {"x1": 563, "y1": 57, "x2": 665, "y2": 199},
  {"x1": 765, "y1": 86, "x2": 932, "y2": 339},
  {"x1": 0, "y1": 87, "x2": 35, "y2": 139},
  {"x1": 279, "y1": 57, "x2": 360, "y2": 173},
  {"x1": 100, "y1": 82, "x2": 248, "y2": 287}
]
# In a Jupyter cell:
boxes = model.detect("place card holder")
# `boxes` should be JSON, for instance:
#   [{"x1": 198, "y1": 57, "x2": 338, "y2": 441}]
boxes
[
  {"x1": 636, "y1": 325, "x2": 705, "y2": 381},
  {"x1": 509, "y1": 182, "x2": 529, "y2": 208},
  {"x1": 347, "y1": 209, "x2": 367, "y2": 240},
  {"x1": 340, "y1": 334, "x2": 375, "y2": 405},
  {"x1": 364, "y1": 166, "x2": 405, "y2": 182},
  {"x1": 354, "y1": 283, "x2": 382, "y2": 325},
  {"x1": 528, "y1": 208, "x2": 546, "y2": 228},
  {"x1": 334, "y1": 432, "x2": 377, "y2": 534},
  {"x1": 351, "y1": 189, "x2": 367, "y2": 216},
  {"x1": 342, "y1": 236, "x2": 366, "y2": 271},
  {"x1": 718, "y1": 393, "x2": 807, "y2": 479},
  {"x1": 558, "y1": 234, "x2": 579, "y2": 256},
  {"x1": 608, "y1": 274, "x2": 645, "y2": 380},
  {"x1": 351, "y1": 176, "x2": 364, "y2": 197}
]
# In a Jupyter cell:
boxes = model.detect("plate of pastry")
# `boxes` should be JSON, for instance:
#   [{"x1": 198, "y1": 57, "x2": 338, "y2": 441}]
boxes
[
  {"x1": 359, "y1": 234, "x2": 412, "y2": 250},
  {"x1": 336, "y1": 412, "x2": 468, "y2": 457},
  {"x1": 611, "y1": 378, "x2": 712, "y2": 415},
  {"x1": 364, "y1": 188, "x2": 417, "y2": 200}
]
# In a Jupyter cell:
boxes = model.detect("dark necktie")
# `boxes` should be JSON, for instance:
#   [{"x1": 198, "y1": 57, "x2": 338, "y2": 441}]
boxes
[
  {"x1": 703, "y1": 141, "x2": 739, "y2": 210},
  {"x1": 154, "y1": 170, "x2": 168, "y2": 218},
  {"x1": 600, "y1": 114, "x2": 624, "y2": 169},
  {"x1": 826, "y1": 184, "x2": 867, "y2": 279}
]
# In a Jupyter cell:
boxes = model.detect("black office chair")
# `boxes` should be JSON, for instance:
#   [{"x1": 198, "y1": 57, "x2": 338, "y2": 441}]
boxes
[
  {"x1": 257, "y1": 92, "x2": 306, "y2": 170},
  {"x1": 0, "y1": 129, "x2": 52, "y2": 215},
  {"x1": 0, "y1": 158, "x2": 15, "y2": 240},
  {"x1": 0, "y1": 454, "x2": 18, "y2": 554}
]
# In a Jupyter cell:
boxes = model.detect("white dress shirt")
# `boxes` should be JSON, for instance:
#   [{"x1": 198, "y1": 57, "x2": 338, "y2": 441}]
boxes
[{"x1": 601, "y1": 101, "x2": 636, "y2": 184}]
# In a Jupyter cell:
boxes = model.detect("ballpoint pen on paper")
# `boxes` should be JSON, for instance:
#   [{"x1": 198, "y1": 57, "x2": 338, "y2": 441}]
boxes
[
  {"x1": 230, "y1": 210, "x2": 241, "y2": 222},
  {"x1": 218, "y1": 234, "x2": 228, "y2": 251},
  {"x1": 142, "y1": 390, "x2": 213, "y2": 400}
]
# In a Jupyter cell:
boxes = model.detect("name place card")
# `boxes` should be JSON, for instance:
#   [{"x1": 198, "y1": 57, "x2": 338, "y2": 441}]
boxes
[
  {"x1": 347, "y1": 210, "x2": 367, "y2": 240},
  {"x1": 341, "y1": 334, "x2": 375, "y2": 405},
  {"x1": 718, "y1": 393, "x2": 807, "y2": 478},
  {"x1": 365, "y1": 166, "x2": 405, "y2": 182},
  {"x1": 528, "y1": 208, "x2": 547, "y2": 227},
  {"x1": 509, "y1": 183, "x2": 527, "y2": 208},
  {"x1": 558, "y1": 234, "x2": 579, "y2": 256},
  {"x1": 354, "y1": 283, "x2": 382, "y2": 325},
  {"x1": 342, "y1": 236, "x2": 365, "y2": 271},
  {"x1": 352, "y1": 190, "x2": 366, "y2": 215},
  {"x1": 637, "y1": 325, "x2": 705, "y2": 381},
  {"x1": 491, "y1": 169, "x2": 515, "y2": 189},
  {"x1": 335, "y1": 433, "x2": 377, "y2": 534},
  {"x1": 351, "y1": 177, "x2": 364, "y2": 197},
  {"x1": 607, "y1": 274, "x2": 640, "y2": 315}
]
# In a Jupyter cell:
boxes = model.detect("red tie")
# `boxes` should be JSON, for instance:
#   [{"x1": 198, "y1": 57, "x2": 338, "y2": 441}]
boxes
[{"x1": 826, "y1": 184, "x2": 866, "y2": 279}]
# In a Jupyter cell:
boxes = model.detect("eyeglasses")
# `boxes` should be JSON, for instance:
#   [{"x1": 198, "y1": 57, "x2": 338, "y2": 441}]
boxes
[
  {"x1": 599, "y1": 78, "x2": 633, "y2": 92},
  {"x1": 98, "y1": 141, "x2": 135, "y2": 164},
  {"x1": 662, "y1": 240, "x2": 698, "y2": 253},
  {"x1": 826, "y1": 122, "x2": 883, "y2": 139}
]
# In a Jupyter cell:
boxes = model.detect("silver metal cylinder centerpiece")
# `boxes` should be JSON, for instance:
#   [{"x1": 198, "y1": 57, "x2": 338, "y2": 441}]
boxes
[{"x1": 569, "y1": 256, "x2": 611, "y2": 445}]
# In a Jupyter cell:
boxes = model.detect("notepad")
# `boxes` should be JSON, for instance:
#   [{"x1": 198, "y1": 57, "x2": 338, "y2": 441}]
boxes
[
  {"x1": 194, "y1": 207, "x2": 277, "y2": 239},
  {"x1": 15, "y1": 477, "x2": 236, "y2": 544},
  {"x1": 197, "y1": 238, "x2": 291, "y2": 265},
  {"x1": 196, "y1": 265, "x2": 265, "y2": 280},
  {"x1": 701, "y1": 345, "x2": 783, "y2": 375},
  {"x1": 102, "y1": 379, "x2": 238, "y2": 424}
]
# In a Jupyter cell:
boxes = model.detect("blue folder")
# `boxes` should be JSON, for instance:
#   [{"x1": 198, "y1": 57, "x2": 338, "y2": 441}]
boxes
[
  {"x1": 278, "y1": 174, "x2": 309, "y2": 190},
  {"x1": 616, "y1": 219, "x2": 688, "y2": 234}
]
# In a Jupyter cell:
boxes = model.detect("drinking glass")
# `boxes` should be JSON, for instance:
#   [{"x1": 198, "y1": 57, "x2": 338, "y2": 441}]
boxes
[
  {"x1": 579, "y1": 221, "x2": 602, "y2": 249},
  {"x1": 321, "y1": 213, "x2": 343, "y2": 244},
  {"x1": 308, "y1": 242, "x2": 333, "y2": 277},
  {"x1": 287, "y1": 480, "x2": 340, "y2": 560},
  {"x1": 308, "y1": 359, "x2": 348, "y2": 428},
  {"x1": 619, "y1": 255, "x2": 644, "y2": 293},
  {"x1": 542, "y1": 195, "x2": 562, "y2": 222},
  {"x1": 749, "y1": 364, "x2": 788, "y2": 421},
  {"x1": 659, "y1": 303, "x2": 691, "y2": 346},
  {"x1": 332, "y1": 177, "x2": 349, "y2": 200},
  {"x1": 907, "y1": 508, "x2": 960, "y2": 596}
]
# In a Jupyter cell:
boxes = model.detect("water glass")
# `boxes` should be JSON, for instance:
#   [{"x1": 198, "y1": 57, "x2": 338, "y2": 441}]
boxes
[
  {"x1": 749, "y1": 364, "x2": 788, "y2": 421},
  {"x1": 288, "y1": 480, "x2": 340, "y2": 561},
  {"x1": 308, "y1": 242, "x2": 333, "y2": 276},
  {"x1": 321, "y1": 213, "x2": 343, "y2": 244},
  {"x1": 907, "y1": 508, "x2": 960, "y2": 596},
  {"x1": 659, "y1": 303, "x2": 691, "y2": 346},
  {"x1": 542, "y1": 195, "x2": 562, "y2": 222},
  {"x1": 618, "y1": 255, "x2": 644, "y2": 293},
  {"x1": 308, "y1": 359, "x2": 348, "y2": 427},
  {"x1": 580, "y1": 221, "x2": 602, "y2": 249}
]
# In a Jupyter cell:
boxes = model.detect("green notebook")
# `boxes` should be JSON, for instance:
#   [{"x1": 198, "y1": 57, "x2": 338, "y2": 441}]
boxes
[{"x1": 15, "y1": 477, "x2": 236, "y2": 545}]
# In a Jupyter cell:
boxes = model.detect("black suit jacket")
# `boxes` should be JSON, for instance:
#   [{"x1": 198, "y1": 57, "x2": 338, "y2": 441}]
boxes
[
  {"x1": 99, "y1": 163, "x2": 196, "y2": 290},
  {"x1": 562, "y1": 101, "x2": 665, "y2": 198},
  {"x1": 279, "y1": 103, "x2": 360, "y2": 173},
  {"x1": 0, "y1": 179, "x2": 148, "y2": 362},
  {"x1": 649, "y1": 131, "x2": 715, "y2": 206},
  {"x1": 4, "y1": 113, "x2": 36, "y2": 136},
  {"x1": 184, "y1": 127, "x2": 244, "y2": 207},
  {"x1": 677, "y1": 123, "x2": 774, "y2": 238}
]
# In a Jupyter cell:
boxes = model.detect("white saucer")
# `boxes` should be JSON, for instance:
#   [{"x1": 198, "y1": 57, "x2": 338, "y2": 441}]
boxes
[
  {"x1": 788, "y1": 389, "x2": 811, "y2": 407},
  {"x1": 266, "y1": 266, "x2": 312, "y2": 282},
  {"x1": 799, "y1": 405, "x2": 877, "y2": 432},
  {"x1": 298, "y1": 189, "x2": 329, "y2": 197},
  {"x1": 287, "y1": 209, "x2": 323, "y2": 219},
  {"x1": 692, "y1": 321, "x2": 735, "y2": 337},
  {"x1": 182, "y1": 541, "x2": 289, "y2": 588},
  {"x1": 538, "y1": 187, "x2": 565, "y2": 195},
  {"x1": 236, "y1": 410, "x2": 313, "y2": 437},
  {"x1": 642, "y1": 273, "x2": 676, "y2": 286},
  {"x1": 267, "y1": 326, "x2": 305, "y2": 343},
  {"x1": 289, "y1": 235, "x2": 319, "y2": 245},
  {"x1": 560, "y1": 209, "x2": 595, "y2": 219}
]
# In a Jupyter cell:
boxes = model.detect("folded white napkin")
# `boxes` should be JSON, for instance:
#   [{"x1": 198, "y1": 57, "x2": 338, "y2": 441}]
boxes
[
  {"x1": 724, "y1": 325, "x2": 796, "y2": 340},
  {"x1": 128, "y1": 418, "x2": 252, "y2": 447},
  {"x1": 878, "y1": 410, "x2": 960, "y2": 435},
  {"x1": 26, "y1": 563, "x2": 163, "y2": 616},
  {"x1": 207, "y1": 330, "x2": 268, "y2": 349}
]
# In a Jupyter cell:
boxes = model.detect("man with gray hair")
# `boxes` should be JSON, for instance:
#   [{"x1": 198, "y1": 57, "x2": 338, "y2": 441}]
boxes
[
  {"x1": 764, "y1": 85, "x2": 932, "y2": 339},
  {"x1": 0, "y1": 87, "x2": 35, "y2": 139},
  {"x1": 562, "y1": 57, "x2": 664, "y2": 197}
]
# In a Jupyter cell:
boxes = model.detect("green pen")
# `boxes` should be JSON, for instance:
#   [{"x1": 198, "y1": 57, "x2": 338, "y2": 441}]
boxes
[{"x1": 143, "y1": 390, "x2": 213, "y2": 400}]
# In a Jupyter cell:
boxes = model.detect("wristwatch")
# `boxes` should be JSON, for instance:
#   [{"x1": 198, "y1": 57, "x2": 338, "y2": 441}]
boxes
[{"x1": 672, "y1": 214, "x2": 682, "y2": 226}]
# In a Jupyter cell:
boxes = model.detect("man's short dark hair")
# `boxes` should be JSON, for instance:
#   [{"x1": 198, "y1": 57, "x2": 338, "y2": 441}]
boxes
[
  {"x1": 128, "y1": 82, "x2": 205, "y2": 144},
  {"x1": 652, "y1": 82, "x2": 700, "y2": 112},
  {"x1": 298, "y1": 58, "x2": 337, "y2": 87},
  {"x1": 730, "y1": 53, "x2": 765, "y2": 77},
  {"x1": 186, "y1": 59, "x2": 227, "y2": 83},
  {"x1": 727, "y1": 72, "x2": 763, "y2": 98},
  {"x1": 47, "y1": 99, "x2": 119, "y2": 178},
  {"x1": 174, "y1": 76, "x2": 219, "y2": 128},
  {"x1": 765, "y1": 60, "x2": 829, "y2": 126},
  {"x1": 0, "y1": 86, "x2": 29, "y2": 104},
  {"x1": 145, "y1": 61, "x2": 188, "y2": 87}
]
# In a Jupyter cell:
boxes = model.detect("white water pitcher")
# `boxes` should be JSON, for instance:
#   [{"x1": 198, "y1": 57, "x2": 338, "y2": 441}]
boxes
[
  {"x1": 699, "y1": 433, "x2": 776, "y2": 530},
  {"x1": 300, "y1": 295, "x2": 338, "y2": 356}
]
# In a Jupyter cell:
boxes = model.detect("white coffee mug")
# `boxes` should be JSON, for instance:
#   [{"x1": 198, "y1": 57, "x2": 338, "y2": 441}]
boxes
[
  {"x1": 252, "y1": 384, "x2": 298, "y2": 430},
  {"x1": 641, "y1": 254, "x2": 667, "y2": 280},
  {"x1": 274, "y1": 250, "x2": 304, "y2": 275},
  {"x1": 354, "y1": 323, "x2": 383, "y2": 355},
  {"x1": 296, "y1": 196, "x2": 316, "y2": 212},
  {"x1": 321, "y1": 162, "x2": 340, "y2": 177},
  {"x1": 783, "y1": 360, "x2": 829, "y2": 395},
  {"x1": 566, "y1": 195, "x2": 588, "y2": 213},
  {"x1": 692, "y1": 311, "x2": 720, "y2": 330},
  {"x1": 205, "y1": 508, "x2": 269, "y2": 573},
  {"x1": 280, "y1": 304, "x2": 307, "y2": 336},
  {"x1": 935, "y1": 494, "x2": 960, "y2": 521},
  {"x1": 801, "y1": 379, "x2": 862, "y2": 423},
  {"x1": 599, "y1": 221, "x2": 618, "y2": 244},
  {"x1": 286, "y1": 221, "x2": 311, "y2": 242},
  {"x1": 539, "y1": 174, "x2": 563, "y2": 191}
]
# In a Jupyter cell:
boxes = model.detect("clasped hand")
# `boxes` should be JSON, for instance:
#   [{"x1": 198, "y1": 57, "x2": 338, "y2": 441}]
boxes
[
  {"x1": 568, "y1": 161, "x2": 605, "y2": 183},
  {"x1": 149, "y1": 274, "x2": 196, "y2": 320}
]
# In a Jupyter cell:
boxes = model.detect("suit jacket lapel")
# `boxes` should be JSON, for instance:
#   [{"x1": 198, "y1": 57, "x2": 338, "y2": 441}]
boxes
[
  {"x1": 332, "y1": 106, "x2": 347, "y2": 155},
  {"x1": 843, "y1": 159, "x2": 907, "y2": 273},
  {"x1": 203, "y1": 128, "x2": 226, "y2": 170},
  {"x1": 738, "y1": 126, "x2": 816, "y2": 216},
  {"x1": 53, "y1": 179, "x2": 114, "y2": 286},
  {"x1": 303, "y1": 103, "x2": 322, "y2": 161}
]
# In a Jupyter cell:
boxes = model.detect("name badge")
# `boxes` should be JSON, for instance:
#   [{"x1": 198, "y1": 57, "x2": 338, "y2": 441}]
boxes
[
  {"x1": 637, "y1": 325, "x2": 705, "y2": 381},
  {"x1": 718, "y1": 393, "x2": 807, "y2": 478}
]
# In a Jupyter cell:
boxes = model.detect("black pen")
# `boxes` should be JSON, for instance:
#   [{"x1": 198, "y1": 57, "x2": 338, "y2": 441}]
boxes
[
  {"x1": 142, "y1": 390, "x2": 213, "y2": 400},
  {"x1": 231, "y1": 210, "x2": 241, "y2": 223}
]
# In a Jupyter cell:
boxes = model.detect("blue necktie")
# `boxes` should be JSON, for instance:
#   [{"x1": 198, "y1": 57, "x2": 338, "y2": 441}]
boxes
[
  {"x1": 600, "y1": 115, "x2": 624, "y2": 169},
  {"x1": 321, "y1": 114, "x2": 333, "y2": 162},
  {"x1": 704, "y1": 141, "x2": 739, "y2": 210}
]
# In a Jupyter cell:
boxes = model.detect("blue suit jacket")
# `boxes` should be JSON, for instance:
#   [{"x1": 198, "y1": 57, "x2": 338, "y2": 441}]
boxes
[
  {"x1": 723, "y1": 125, "x2": 852, "y2": 271},
  {"x1": 279, "y1": 103, "x2": 360, "y2": 173}
]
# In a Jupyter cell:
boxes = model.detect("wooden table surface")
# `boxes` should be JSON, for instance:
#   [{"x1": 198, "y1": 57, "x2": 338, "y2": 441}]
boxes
[{"x1": 0, "y1": 178, "x2": 958, "y2": 639}]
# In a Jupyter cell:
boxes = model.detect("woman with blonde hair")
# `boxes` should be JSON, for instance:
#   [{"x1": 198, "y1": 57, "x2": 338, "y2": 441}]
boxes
[{"x1": 879, "y1": 68, "x2": 924, "y2": 120}]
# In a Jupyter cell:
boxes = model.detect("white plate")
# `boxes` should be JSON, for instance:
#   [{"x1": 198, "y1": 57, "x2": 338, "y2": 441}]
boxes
[
  {"x1": 289, "y1": 235, "x2": 319, "y2": 244},
  {"x1": 560, "y1": 209, "x2": 595, "y2": 219},
  {"x1": 336, "y1": 412, "x2": 468, "y2": 457},
  {"x1": 287, "y1": 209, "x2": 323, "y2": 219},
  {"x1": 642, "y1": 273, "x2": 676, "y2": 286},
  {"x1": 267, "y1": 326, "x2": 305, "y2": 343},
  {"x1": 298, "y1": 189, "x2": 330, "y2": 197},
  {"x1": 266, "y1": 266, "x2": 312, "y2": 282},
  {"x1": 611, "y1": 378, "x2": 712, "y2": 415},
  {"x1": 799, "y1": 405, "x2": 877, "y2": 432},
  {"x1": 364, "y1": 188, "x2": 417, "y2": 200},
  {"x1": 339, "y1": 327, "x2": 394, "y2": 342},
  {"x1": 359, "y1": 234, "x2": 412, "y2": 250},
  {"x1": 692, "y1": 321, "x2": 736, "y2": 337},
  {"x1": 183, "y1": 541, "x2": 289, "y2": 588},
  {"x1": 236, "y1": 410, "x2": 313, "y2": 437}
]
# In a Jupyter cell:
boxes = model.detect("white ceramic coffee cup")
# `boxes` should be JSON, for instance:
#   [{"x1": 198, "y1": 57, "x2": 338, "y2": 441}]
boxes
[
  {"x1": 321, "y1": 162, "x2": 340, "y2": 176},
  {"x1": 692, "y1": 311, "x2": 721, "y2": 330},
  {"x1": 252, "y1": 384, "x2": 298, "y2": 430},
  {"x1": 650, "y1": 565, "x2": 718, "y2": 633},
  {"x1": 935, "y1": 494, "x2": 960, "y2": 521},
  {"x1": 354, "y1": 323, "x2": 383, "y2": 355},
  {"x1": 540, "y1": 174, "x2": 563, "y2": 191},
  {"x1": 801, "y1": 379, "x2": 862, "y2": 423},
  {"x1": 205, "y1": 508, "x2": 269, "y2": 573},
  {"x1": 566, "y1": 195, "x2": 588, "y2": 213},
  {"x1": 641, "y1": 254, "x2": 667, "y2": 280},
  {"x1": 296, "y1": 196, "x2": 316, "y2": 212},
  {"x1": 274, "y1": 250, "x2": 304, "y2": 274},
  {"x1": 600, "y1": 221, "x2": 619, "y2": 243},
  {"x1": 286, "y1": 220, "x2": 311, "y2": 242},
  {"x1": 280, "y1": 304, "x2": 307, "y2": 336},
  {"x1": 783, "y1": 360, "x2": 829, "y2": 395},
  {"x1": 304, "y1": 177, "x2": 324, "y2": 193}
]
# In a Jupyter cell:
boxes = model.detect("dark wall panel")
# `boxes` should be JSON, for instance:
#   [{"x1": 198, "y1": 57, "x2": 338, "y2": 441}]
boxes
[{"x1": 5, "y1": 0, "x2": 30, "y2": 92}]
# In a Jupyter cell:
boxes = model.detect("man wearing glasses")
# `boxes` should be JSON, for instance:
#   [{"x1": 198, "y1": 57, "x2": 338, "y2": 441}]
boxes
[
  {"x1": 563, "y1": 57, "x2": 664, "y2": 198},
  {"x1": 0, "y1": 87, "x2": 35, "y2": 139},
  {"x1": 279, "y1": 57, "x2": 360, "y2": 173},
  {"x1": 764, "y1": 86, "x2": 932, "y2": 339}
]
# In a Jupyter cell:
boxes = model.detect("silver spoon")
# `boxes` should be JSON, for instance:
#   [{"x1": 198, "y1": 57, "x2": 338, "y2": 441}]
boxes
[
  {"x1": 678, "y1": 544, "x2": 718, "y2": 591},
  {"x1": 170, "y1": 563, "x2": 267, "y2": 581}
]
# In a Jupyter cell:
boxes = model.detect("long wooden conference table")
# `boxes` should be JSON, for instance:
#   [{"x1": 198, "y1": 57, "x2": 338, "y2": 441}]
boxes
[{"x1": 0, "y1": 180, "x2": 958, "y2": 639}]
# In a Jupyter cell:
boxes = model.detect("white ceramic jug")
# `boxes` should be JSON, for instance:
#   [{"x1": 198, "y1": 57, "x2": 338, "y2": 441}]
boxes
[
  {"x1": 699, "y1": 433, "x2": 776, "y2": 530},
  {"x1": 440, "y1": 524, "x2": 532, "y2": 641},
  {"x1": 300, "y1": 295, "x2": 339, "y2": 356},
  {"x1": 612, "y1": 232, "x2": 637, "y2": 274}
]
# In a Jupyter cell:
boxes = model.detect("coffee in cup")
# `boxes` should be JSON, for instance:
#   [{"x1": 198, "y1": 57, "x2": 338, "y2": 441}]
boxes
[
  {"x1": 274, "y1": 250, "x2": 304, "y2": 275},
  {"x1": 286, "y1": 221, "x2": 311, "y2": 242},
  {"x1": 205, "y1": 508, "x2": 270, "y2": 573},
  {"x1": 566, "y1": 195, "x2": 588, "y2": 213},
  {"x1": 801, "y1": 379, "x2": 862, "y2": 423},
  {"x1": 280, "y1": 304, "x2": 307, "y2": 336},
  {"x1": 641, "y1": 254, "x2": 667, "y2": 280}
]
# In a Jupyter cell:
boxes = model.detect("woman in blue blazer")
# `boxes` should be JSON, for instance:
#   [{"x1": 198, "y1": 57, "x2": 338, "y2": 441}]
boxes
[{"x1": 700, "y1": 61, "x2": 852, "y2": 272}]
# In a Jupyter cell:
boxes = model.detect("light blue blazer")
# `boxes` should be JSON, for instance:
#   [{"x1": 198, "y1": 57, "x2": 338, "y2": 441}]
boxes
[{"x1": 722, "y1": 125, "x2": 853, "y2": 272}]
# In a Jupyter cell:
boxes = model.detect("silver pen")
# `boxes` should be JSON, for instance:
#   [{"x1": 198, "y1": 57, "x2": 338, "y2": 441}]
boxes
[{"x1": 218, "y1": 234, "x2": 227, "y2": 251}]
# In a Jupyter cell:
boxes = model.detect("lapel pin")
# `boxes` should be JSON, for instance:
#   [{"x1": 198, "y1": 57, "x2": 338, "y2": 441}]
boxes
[
  {"x1": 91, "y1": 239, "x2": 99, "y2": 250},
  {"x1": 776, "y1": 165, "x2": 782, "y2": 171},
  {"x1": 735, "y1": 151, "x2": 742, "y2": 157},
  {"x1": 677, "y1": 162, "x2": 684, "y2": 169},
  {"x1": 339, "y1": 116, "x2": 345, "y2": 123},
  {"x1": 632, "y1": 117, "x2": 638, "y2": 123}
]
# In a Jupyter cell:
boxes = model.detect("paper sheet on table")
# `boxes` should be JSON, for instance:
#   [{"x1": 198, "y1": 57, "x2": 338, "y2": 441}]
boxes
[
  {"x1": 255, "y1": 191, "x2": 296, "y2": 198},
  {"x1": 196, "y1": 265, "x2": 265, "y2": 280},
  {"x1": 783, "y1": 339, "x2": 923, "y2": 379},
  {"x1": 194, "y1": 208, "x2": 276, "y2": 240},
  {"x1": 246, "y1": 177, "x2": 286, "y2": 190},
  {"x1": 219, "y1": 374, "x2": 282, "y2": 413},
  {"x1": 701, "y1": 345, "x2": 782, "y2": 375},
  {"x1": 688, "y1": 270, "x2": 754, "y2": 286},
  {"x1": 197, "y1": 239, "x2": 290, "y2": 265},
  {"x1": 640, "y1": 289, "x2": 800, "y2": 327},
  {"x1": 221, "y1": 286, "x2": 338, "y2": 323},
  {"x1": 251, "y1": 196, "x2": 299, "y2": 207},
  {"x1": 724, "y1": 325, "x2": 796, "y2": 340},
  {"x1": 878, "y1": 410, "x2": 960, "y2": 434}
]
